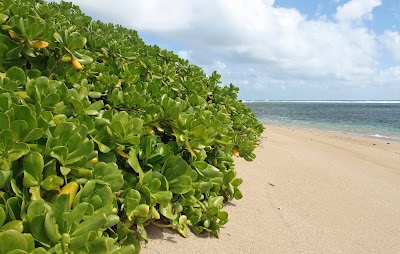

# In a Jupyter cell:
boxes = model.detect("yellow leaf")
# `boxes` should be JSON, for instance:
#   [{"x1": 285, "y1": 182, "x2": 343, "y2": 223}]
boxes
[
  {"x1": 31, "y1": 40, "x2": 49, "y2": 49},
  {"x1": 233, "y1": 148, "x2": 240, "y2": 157},
  {"x1": 59, "y1": 182, "x2": 79, "y2": 205},
  {"x1": 71, "y1": 57, "x2": 83, "y2": 70}
]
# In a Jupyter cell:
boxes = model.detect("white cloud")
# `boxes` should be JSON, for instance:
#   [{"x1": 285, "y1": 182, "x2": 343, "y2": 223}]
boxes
[
  {"x1": 155, "y1": 0, "x2": 380, "y2": 82},
  {"x1": 378, "y1": 66, "x2": 400, "y2": 83},
  {"x1": 52, "y1": 0, "x2": 193, "y2": 32},
  {"x1": 177, "y1": 50, "x2": 192, "y2": 60},
  {"x1": 201, "y1": 60, "x2": 227, "y2": 75},
  {"x1": 380, "y1": 31, "x2": 400, "y2": 61},
  {"x1": 335, "y1": 0, "x2": 382, "y2": 23}
]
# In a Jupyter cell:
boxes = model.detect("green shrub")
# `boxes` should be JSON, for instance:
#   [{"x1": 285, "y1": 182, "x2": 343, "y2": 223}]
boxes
[{"x1": 0, "y1": 0, "x2": 264, "y2": 253}]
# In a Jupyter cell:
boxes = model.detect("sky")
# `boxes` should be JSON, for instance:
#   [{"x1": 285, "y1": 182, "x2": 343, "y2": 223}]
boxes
[{"x1": 51, "y1": 0, "x2": 400, "y2": 100}]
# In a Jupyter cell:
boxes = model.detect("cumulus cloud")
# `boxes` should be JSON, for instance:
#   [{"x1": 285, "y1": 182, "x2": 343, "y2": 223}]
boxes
[
  {"x1": 51, "y1": 0, "x2": 193, "y2": 32},
  {"x1": 177, "y1": 50, "x2": 192, "y2": 60},
  {"x1": 380, "y1": 31, "x2": 400, "y2": 61},
  {"x1": 335, "y1": 0, "x2": 382, "y2": 23}
]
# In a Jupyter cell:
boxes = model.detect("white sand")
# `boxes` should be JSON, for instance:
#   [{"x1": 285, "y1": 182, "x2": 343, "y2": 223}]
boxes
[{"x1": 142, "y1": 125, "x2": 400, "y2": 254}]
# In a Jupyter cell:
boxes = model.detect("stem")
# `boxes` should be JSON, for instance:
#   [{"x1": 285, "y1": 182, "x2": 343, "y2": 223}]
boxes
[
  {"x1": 143, "y1": 118, "x2": 167, "y2": 126},
  {"x1": 152, "y1": 222, "x2": 175, "y2": 228},
  {"x1": 47, "y1": 59, "x2": 59, "y2": 77},
  {"x1": 185, "y1": 139, "x2": 197, "y2": 158},
  {"x1": 142, "y1": 219, "x2": 154, "y2": 227}
]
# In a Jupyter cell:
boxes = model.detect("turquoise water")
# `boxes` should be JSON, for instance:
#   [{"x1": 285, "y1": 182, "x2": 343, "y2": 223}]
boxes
[{"x1": 246, "y1": 101, "x2": 400, "y2": 142}]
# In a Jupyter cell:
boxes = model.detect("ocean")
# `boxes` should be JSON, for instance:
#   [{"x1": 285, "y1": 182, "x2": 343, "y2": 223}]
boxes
[{"x1": 245, "y1": 101, "x2": 400, "y2": 142}]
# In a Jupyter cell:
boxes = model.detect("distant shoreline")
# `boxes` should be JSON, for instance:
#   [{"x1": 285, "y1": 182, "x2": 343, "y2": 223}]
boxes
[
  {"x1": 244, "y1": 100, "x2": 400, "y2": 103},
  {"x1": 262, "y1": 123, "x2": 400, "y2": 144},
  {"x1": 246, "y1": 101, "x2": 400, "y2": 143}
]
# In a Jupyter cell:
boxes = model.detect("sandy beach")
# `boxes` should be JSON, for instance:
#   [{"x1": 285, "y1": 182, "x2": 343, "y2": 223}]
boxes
[{"x1": 142, "y1": 125, "x2": 400, "y2": 254}]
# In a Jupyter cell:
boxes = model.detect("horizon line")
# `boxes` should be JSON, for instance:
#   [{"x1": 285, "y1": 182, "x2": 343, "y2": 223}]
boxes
[{"x1": 243, "y1": 100, "x2": 400, "y2": 103}]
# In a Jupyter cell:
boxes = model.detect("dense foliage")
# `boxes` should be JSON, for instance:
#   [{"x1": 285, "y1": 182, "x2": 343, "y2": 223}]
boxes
[{"x1": 0, "y1": 0, "x2": 264, "y2": 253}]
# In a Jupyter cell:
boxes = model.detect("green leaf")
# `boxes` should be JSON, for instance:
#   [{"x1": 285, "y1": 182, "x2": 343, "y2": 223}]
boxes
[
  {"x1": 0, "y1": 14, "x2": 8, "y2": 25},
  {"x1": 40, "y1": 175, "x2": 64, "y2": 191},
  {"x1": 110, "y1": 121, "x2": 125, "y2": 137},
  {"x1": 152, "y1": 191, "x2": 172, "y2": 204},
  {"x1": 162, "y1": 156, "x2": 190, "y2": 181},
  {"x1": 129, "y1": 117, "x2": 143, "y2": 134},
  {"x1": 84, "y1": 236, "x2": 116, "y2": 253},
  {"x1": 60, "y1": 166, "x2": 71, "y2": 176},
  {"x1": 0, "y1": 129, "x2": 16, "y2": 151},
  {"x1": 42, "y1": 93, "x2": 61, "y2": 107},
  {"x1": 44, "y1": 211, "x2": 61, "y2": 244},
  {"x1": 53, "y1": 32, "x2": 63, "y2": 43},
  {"x1": 104, "y1": 214, "x2": 119, "y2": 228},
  {"x1": 69, "y1": 231, "x2": 93, "y2": 250},
  {"x1": 234, "y1": 189, "x2": 243, "y2": 200},
  {"x1": 231, "y1": 178, "x2": 243, "y2": 187},
  {"x1": 10, "y1": 120, "x2": 28, "y2": 140},
  {"x1": 198, "y1": 181, "x2": 213, "y2": 193},
  {"x1": 67, "y1": 202, "x2": 90, "y2": 225},
  {"x1": 78, "y1": 180, "x2": 97, "y2": 201},
  {"x1": 71, "y1": 213, "x2": 107, "y2": 237},
  {"x1": 6, "y1": 45, "x2": 23, "y2": 60},
  {"x1": 30, "y1": 215, "x2": 51, "y2": 246},
  {"x1": 136, "y1": 223, "x2": 148, "y2": 241},
  {"x1": 84, "y1": 100, "x2": 103, "y2": 115},
  {"x1": 0, "y1": 230, "x2": 29, "y2": 253},
  {"x1": 23, "y1": 152, "x2": 44, "y2": 183},
  {"x1": 68, "y1": 140, "x2": 94, "y2": 159},
  {"x1": 7, "y1": 142, "x2": 30, "y2": 162},
  {"x1": 53, "y1": 194, "x2": 70, "y2": 228},
  {"x1": 127, "y1": 149, "x2": 144, "y2": 185},
  {"x1": 0, "y1": 113, "x2": 10, "y2": 131},
  {"x1": 131, "y1": 204, "x2": 149, "y2": 218},
  {"x1": 1, "y1": 220, "x2": 24, "y2": 232},
  {"x1": 6, "y1": 66, "x2": 26, "y2": 85},
  {"x1": 76, "y1": 54, "x2": 93, "y2": 65},
  {"x1": 50, "y1": 146, "x2": 68, "y2": 165},
  {"x1": 66, "y1": 32, "x2": 87, "y2": 50},
  {"x1": 168, "y1": 175, "x2": 192, "y2": 194},
  {"x1": 23, "y1": 128, "x2": 43, "y2": 142},
  {"x1": 112, "y1": 245, "x2": 136, "y2": 254},
  {"x1": 0, "y1": 43, "x2": 7, "y2": 62},
  {"x1": 23, "y1": 172, "x2": 38, "y2": 188},
  {"x1": 0, "y1": 170, "x2": 11, "y2": 188},
  {"x1": 52, "y1": 122, "x2": 74, "y2": 146},
  {"x1": 158, "y1": 202, "x2": 177, "y2": 220},
  {"x1": 189, "y1": 125, "x2": 206, "y2": 137},
  {"x1": 0, "y1": 207, "x2": 5, "y2": 227},
  {"x1": 192, "y1": 161, "x2": 222, "y2": 178},
  {"x1": 70, "y1": 99, "x2": 85, "y2": 116},
  {"x1": 93, "y1": 162, "x2": 124, "y2": 192},
  {"x1": 26, "y1": 200, "x2": 46, "y2": 220}
]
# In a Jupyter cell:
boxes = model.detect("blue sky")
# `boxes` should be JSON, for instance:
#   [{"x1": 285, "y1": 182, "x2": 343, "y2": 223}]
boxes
[
  {"x1": 52, "y1": 0, "x2": 400, "y2": 100},
  {"x1": 274, "y1": 0, "x2": 399, "y2": 33}
]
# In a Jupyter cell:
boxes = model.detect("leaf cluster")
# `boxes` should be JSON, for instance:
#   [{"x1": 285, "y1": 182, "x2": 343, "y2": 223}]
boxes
[{"x1": 0, "y1": 0, "x2": 264, "y2": 253}]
